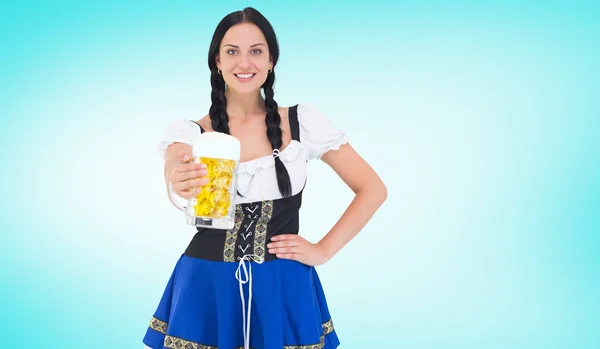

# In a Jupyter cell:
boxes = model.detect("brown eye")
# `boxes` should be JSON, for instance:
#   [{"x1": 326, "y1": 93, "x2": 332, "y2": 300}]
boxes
[{"x1": 251, "y1": 49, "x2": 262, "y2": 54}]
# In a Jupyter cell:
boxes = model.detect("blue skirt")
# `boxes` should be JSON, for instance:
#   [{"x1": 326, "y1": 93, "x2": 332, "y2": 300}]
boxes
[{"x1": 142, "y1": 254, "x2": 340, "y2": 349}]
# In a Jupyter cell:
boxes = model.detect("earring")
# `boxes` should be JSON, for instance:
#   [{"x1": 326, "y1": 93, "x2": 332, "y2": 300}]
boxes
[
  {"x1": 218, "y1": 69, "x2": 222, "y2": 75},
  {"x1": 268, "y1": 69, "x2": 272, "y2": 74}
]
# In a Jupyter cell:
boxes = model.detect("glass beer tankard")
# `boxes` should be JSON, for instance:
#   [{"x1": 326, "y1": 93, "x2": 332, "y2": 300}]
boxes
[{"x1": 168, "y1": 132, "x2": 241, "y2": 230}]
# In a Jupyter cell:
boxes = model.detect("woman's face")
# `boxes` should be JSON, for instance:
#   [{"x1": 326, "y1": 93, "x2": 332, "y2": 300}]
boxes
[{"x1": 216, "y1": 23, "x2": 273, "y2": 95}]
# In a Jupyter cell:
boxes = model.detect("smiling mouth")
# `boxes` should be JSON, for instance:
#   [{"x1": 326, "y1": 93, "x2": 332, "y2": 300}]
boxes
[{"x1": 234, "y1": 73, "x2": 256, "y2": 79}]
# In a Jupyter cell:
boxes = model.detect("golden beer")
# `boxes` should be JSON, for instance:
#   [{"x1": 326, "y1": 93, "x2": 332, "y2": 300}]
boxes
[{"x1": 193, "y1": 157, "x2": 237, "y2": 218}]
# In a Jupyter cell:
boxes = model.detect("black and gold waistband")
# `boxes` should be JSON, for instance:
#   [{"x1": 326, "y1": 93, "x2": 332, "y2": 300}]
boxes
[{"x1": 185, "y1": 195, "x2": 301, "y2": 262}]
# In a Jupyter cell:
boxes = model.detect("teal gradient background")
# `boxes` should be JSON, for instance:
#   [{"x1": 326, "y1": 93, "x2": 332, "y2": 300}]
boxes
[{"x1": 1, "y1": 1, "x2": 599, "y2": 348}]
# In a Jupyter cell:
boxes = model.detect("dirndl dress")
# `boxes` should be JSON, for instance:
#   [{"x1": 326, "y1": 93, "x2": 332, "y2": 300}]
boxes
[{"x1": 143, "y1": 105, "x2": 343, "y2": 349}]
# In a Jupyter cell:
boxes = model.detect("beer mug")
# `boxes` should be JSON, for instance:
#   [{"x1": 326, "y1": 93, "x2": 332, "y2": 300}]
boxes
[{"x1": 168, "y1": 132, "x2": 241, "y2": 230}]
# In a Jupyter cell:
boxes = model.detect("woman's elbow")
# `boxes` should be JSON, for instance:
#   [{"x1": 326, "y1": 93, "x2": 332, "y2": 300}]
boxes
[
  {"x1": 356, "y1": 176, "x2": 387, "y2": 204},
  {"x1": 376, "y1": 179, "x2": 387, "y2": 204}
]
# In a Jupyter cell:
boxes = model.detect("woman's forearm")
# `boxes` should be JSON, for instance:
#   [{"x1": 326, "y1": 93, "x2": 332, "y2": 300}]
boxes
[{"x1": 317, "y1": 181, "x2": 387, "y2": 259}]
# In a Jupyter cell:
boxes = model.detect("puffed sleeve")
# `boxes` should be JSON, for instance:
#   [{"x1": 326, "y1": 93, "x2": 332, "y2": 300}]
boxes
[
  {"x1": 297, "y1": 103, "x2": 349, "y2": 160},
  {"x1": 156, "y1": 118, "x2": 201, "y2": 160}
]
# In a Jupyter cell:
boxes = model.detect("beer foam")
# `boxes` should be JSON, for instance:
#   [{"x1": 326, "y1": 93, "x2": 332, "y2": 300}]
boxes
[{"x1": 192, "y1": 132, "x2": 241, "y2": 161}]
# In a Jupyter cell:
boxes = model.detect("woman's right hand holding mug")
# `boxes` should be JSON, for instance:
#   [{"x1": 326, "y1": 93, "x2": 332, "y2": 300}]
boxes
[{"x1": 168, "y1": 151, "x2": 208, "y2": 200}]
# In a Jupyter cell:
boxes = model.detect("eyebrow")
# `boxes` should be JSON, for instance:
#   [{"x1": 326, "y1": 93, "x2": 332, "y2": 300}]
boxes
[{"x1": 222, "y1": 43, "x2": 267, "y2": 48}]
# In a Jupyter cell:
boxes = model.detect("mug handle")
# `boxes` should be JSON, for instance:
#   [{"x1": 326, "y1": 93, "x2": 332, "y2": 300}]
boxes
[
  {"x1": 166, "y1": 156, "x2": 202, "y2": 213},
  {"x1": 167, "y1": 181, "x2": 187, "y2": 212}
]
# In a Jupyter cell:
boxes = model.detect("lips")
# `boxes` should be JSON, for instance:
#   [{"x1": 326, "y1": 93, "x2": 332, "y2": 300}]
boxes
[{"x1": 234, "y1": 73, "x2": 256, "y2": 79}]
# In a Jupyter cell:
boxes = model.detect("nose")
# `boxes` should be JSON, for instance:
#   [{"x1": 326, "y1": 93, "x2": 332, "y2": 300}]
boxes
[{"x1": 237, "y1": 52, "x2": 252, "y2": 70}]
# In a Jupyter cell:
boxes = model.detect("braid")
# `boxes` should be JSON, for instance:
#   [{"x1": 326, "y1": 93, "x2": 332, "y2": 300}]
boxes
[
  {"x1": 210, "y1": 70, "x2": 245, "y2": 197},
  {"x1": 263, "y1": 71, "x2": 292, "y2": 197},
  {"x1": 209, "y1": 70, "x2": 229, "y2": 134}
]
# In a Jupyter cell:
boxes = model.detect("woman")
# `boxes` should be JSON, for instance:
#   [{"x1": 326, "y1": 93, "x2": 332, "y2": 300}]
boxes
[{"x1": 143, "y1": 7, "x2": 387, "y2": 349}]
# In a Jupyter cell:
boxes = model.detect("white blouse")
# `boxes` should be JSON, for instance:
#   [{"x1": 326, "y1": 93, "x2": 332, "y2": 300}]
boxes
[{"x1": 157, "y1": 103, "x2": 349, "y2": 204}]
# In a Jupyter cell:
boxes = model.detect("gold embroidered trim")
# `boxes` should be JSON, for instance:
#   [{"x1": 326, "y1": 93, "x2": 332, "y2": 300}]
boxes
[
  {"x1": 223, "y1": 205, "x2": 244, "y2": 262},
  {"x1": 165, "y1": 334, "x2": 217, "y2": 349},
  {"x1": 149, "y1": 316, "x2": 167, "y2": 334},
  {"x1": 323, "y1": 318, "x2": 334, "y2": 335},
  {"x1": 283, "y1": 319, "x2": 334, "y2": 349},
  {"x1": 253, "y1": 200, "x2": 273, "y2": 262},
  {"x1": 152, "y1": 317, "x2": 335, "y2": 349}
]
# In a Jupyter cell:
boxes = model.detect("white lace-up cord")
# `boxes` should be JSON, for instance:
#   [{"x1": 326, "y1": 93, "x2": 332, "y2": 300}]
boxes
[{"x1": 235, "y1": 254, "x2": 264, "y2": 349}]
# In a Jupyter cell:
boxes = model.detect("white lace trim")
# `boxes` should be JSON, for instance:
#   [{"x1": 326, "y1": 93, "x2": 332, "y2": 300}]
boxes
[
  {"x1": 315, "y1": 134, "x2": 350, "y2": 160},
  {"x1": 236, "y1": 141, "x2": 307, "y2": 175}
]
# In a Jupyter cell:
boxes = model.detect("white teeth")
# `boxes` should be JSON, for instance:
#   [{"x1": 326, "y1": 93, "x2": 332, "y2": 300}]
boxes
[{"x1": 235, "y1": 73, "x2": 254, "y2": 78}]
